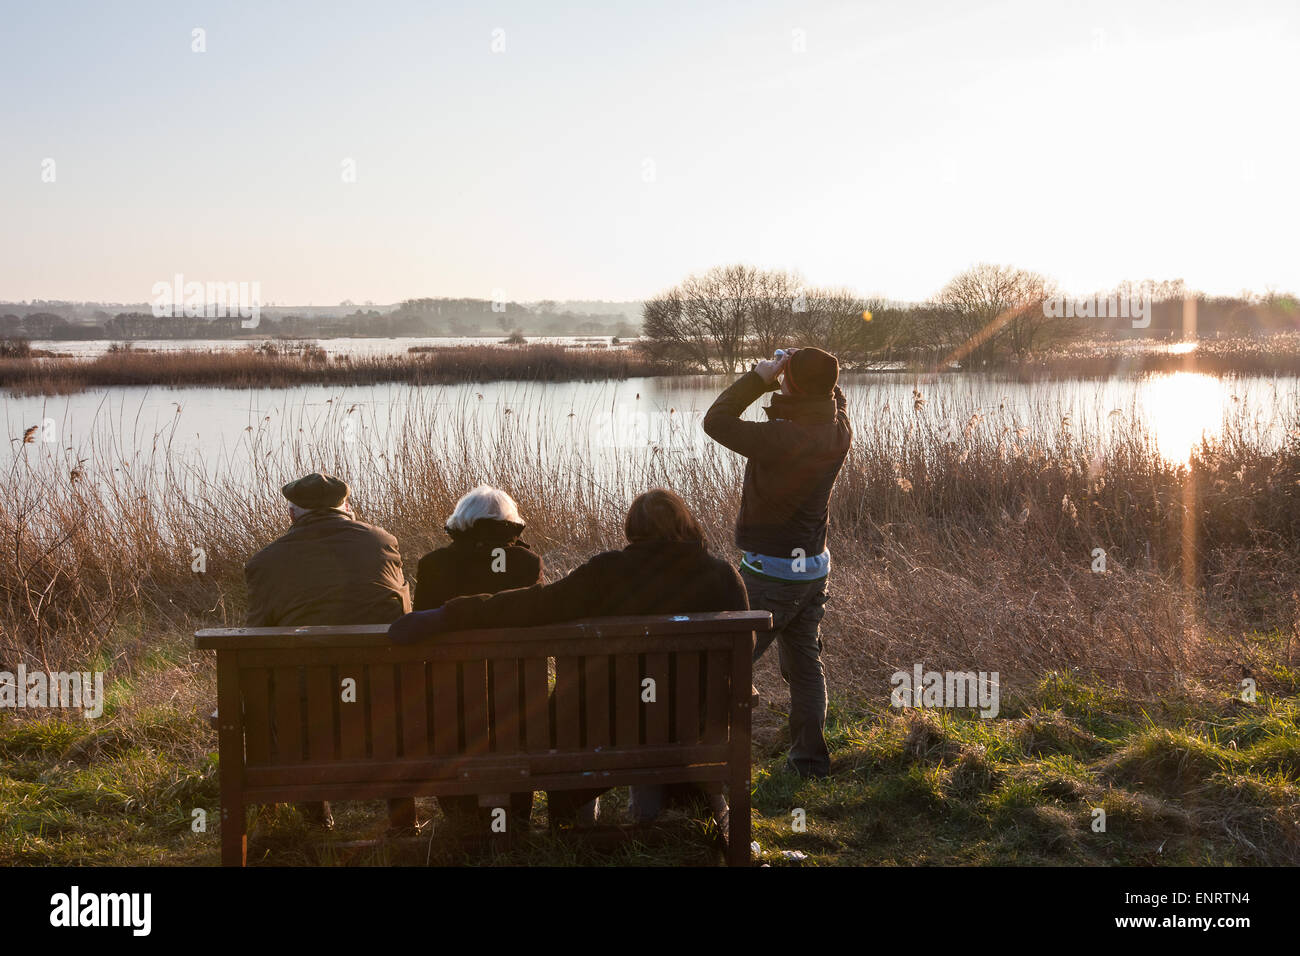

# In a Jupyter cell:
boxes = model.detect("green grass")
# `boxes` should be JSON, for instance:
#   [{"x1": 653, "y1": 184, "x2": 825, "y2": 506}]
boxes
[{"x1": 3, "y1": 660, "x2": 1297, "y2": 866}]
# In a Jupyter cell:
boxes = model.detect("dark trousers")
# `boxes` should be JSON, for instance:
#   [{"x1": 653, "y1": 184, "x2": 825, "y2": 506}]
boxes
[{"x1": 743, "y1": 572, "x2": 830, "y2": 777}]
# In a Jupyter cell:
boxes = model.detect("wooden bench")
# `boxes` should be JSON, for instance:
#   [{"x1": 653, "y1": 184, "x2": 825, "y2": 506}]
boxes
[{"x1": 194, "y1": 610, "x2": 770, "y2": 866}]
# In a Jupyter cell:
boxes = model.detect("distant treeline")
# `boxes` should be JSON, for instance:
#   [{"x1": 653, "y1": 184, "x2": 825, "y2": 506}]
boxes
[
  {"x1": 640, "y1": 264, "x2": 1300, "y2": 372},
  {"x1": 0, "y1": 297, "x2": 642, "y2": 341}
]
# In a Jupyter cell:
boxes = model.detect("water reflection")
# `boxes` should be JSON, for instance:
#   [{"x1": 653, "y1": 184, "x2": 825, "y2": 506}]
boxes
[
  {"x1": 1138, "y1": 371, "x2": 1233, "y2": 464},
  {"x1": 4, "y1": 371, "x2": 1296, "y2": 490}
]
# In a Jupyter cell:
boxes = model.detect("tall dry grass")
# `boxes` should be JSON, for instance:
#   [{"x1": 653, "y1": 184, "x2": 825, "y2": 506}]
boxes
[{"x1": 2, "y1": 384, "x2": 1297, "y2": 704}]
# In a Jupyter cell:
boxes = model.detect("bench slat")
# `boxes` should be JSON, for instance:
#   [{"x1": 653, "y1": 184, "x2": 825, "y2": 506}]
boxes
[
  {"x1": 245, "y1": 764, "x2": 731, "y2": 805},
  {"x1": 614, "y1": 653, "x2": 639, "y2": 746},
  {"x1": 675, "y1": 651, "x2": 701, "y2": 745},
  {"x1": 272, "y1": 666, "x2": 304, "y2": 763},
  {"x1": 491, "y1": 660, "x2": 521, "y2": 754},
  {"x1": 462, "y1": 659, "x2": 489, "y2": 756},
  {"x1": 339, "y1": 666, "x2": 367, "y2": 760},
  {"x1": 306, "y1": 667, "x2": 336, "y2": 762},
  {"x1": 432, "y1": 662, "x2": 459, "y2": 754},
  {"x1": 243, "y1": 743, "x2": 732, "y2": 786},
  {"x1": 554, "y1": 656, "x2": 581, "y2": 750},
  {"x1": 644, "y1": 653, "x2": 670, "y2": 746},
  {"x1": 242, "y1": 667, "x2": 272, "y2": 766},
  {"x1": 195, "y1": 611, "x2": 771, "y2": 649},
  {"x1": 232, "y1": 634, "x2": 743, "y2": 668},
  {"x1": 522, "y1": 658, "x2": 550, "y2": 752},
  {"x1": 584, "y1": 656, "x2": 610, "y2": 749},
  {"x1": 399, "y1": 662, "x2": 428, "y2": 758},
  {"x1": 370, "y1": 664, "x2": 398, "y2": 761}
]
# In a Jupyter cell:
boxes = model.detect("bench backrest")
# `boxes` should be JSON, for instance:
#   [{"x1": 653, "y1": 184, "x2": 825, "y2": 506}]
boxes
[{"x1": 195, "y1": 611, "x2": 768, "y2": 803}]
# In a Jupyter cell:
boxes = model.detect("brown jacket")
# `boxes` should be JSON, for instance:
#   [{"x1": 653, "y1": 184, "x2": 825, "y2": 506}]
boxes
[{"x1": 244, "y1": 509, "x2": 411, "y2": 627}]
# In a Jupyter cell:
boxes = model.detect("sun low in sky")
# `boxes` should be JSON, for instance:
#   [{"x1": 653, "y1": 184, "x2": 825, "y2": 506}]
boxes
[{"x1": 2, "y1": 0, "x2": 1297, "y2": 305}]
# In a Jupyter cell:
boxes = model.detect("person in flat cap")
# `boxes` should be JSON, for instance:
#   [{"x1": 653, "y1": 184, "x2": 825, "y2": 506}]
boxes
[
  {"x1": 280, "y1": 471, "x2": 351, "y2": 510},
  {"x1": 243, "y1": 472, "x2": 413, "y2": 830},
  {"x1": 245, "y1": 473, "x2": 409, "y2": 627},
  {"x1": 702, "y1": 346, "x2": 851, "y2": 779}
]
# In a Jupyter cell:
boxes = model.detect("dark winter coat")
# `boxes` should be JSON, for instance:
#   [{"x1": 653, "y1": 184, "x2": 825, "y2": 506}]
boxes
[
  {"x1": 390, "y1": 540, "x2": 747, "y2": 643},
  {"x1": 412, "y1": 519, "x2": 542, "y2": 611},
  {"x1": 702, "y1": 370, "x2": 851, "y2": 557}
]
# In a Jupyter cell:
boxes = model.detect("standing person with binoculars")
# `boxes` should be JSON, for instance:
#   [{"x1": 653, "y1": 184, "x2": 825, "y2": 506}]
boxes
[{"x1": 703, "y1": 347, "x2": 852, "y2": 778}]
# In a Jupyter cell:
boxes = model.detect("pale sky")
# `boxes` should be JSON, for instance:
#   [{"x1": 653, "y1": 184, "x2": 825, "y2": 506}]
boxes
[{"x1": 2, "y1": 0, "x2": 1297, "y2": 305}]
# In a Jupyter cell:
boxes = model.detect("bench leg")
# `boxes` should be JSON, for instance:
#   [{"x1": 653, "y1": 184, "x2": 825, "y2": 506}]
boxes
[
  {"x1": 221, "y1": 802, "x2": 247, "y2": 867},
  {"x1": 215, "y1": 653, "x2": 247, "y2": 866},
  {"x1": 727, "y1": 772, "x2": 751, "y2": 867}
]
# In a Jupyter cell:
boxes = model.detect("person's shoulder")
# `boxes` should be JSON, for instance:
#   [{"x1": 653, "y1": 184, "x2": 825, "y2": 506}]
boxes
[
  {"x1": 349, "y1": 518, "x2": 400, "y2": 548},
  {"x1": 577, "y1": 547, "x2": 627, "y2": 574},
  {"x1": 245, "y1": 533, "x2": 288, "y2": 571},
  {"x1": 700, "y1": 549, "x2": 748, "y2": 608},
  {"x1": 417, "y1": 543, "x2": 455, "y2": 568},
  {"x1": 703, "y1": 548, "x2": 739, "y2": 576},
  {"x1": 508, "y1": 543, "x2": 542, "y2": 568}
]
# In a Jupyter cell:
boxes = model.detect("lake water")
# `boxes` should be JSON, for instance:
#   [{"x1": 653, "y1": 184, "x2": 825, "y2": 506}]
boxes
[{"x1": 6, "y1": 370, "x2": 1298, "y2": 496}]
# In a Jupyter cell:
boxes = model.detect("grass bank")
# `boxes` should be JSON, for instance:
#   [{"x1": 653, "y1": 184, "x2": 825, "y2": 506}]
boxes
[{"x1": 3, "y1": 663, "x2": 1296, "y2": 865}]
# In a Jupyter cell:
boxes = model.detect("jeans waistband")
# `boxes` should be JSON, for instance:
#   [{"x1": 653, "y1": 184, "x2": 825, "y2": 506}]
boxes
[{"x1": 740, "y1": 549, "x2": 830, "y2": 582}]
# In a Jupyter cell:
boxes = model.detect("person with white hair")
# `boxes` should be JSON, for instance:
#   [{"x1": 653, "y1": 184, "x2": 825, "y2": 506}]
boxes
[
  {"x1": 412, "y1": 484, "x2": 541, "y2": 830},
  {"x1": 412, "y1": 484, "x2": 541, "y2": 611}
]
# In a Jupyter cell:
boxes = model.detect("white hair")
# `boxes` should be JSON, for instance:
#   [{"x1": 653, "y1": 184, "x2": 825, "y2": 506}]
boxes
[
  {"x1": 289, "y1": 500, "x2": 352, "y2": 521},
  {"x1": 446, "y1": 485, "x2": 523, "y2": 532}
]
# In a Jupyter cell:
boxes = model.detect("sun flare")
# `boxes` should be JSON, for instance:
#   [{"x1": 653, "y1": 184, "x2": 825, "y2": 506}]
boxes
[{"x1": 1141, "y1": 372, "x2": 1225, "y2": 463}]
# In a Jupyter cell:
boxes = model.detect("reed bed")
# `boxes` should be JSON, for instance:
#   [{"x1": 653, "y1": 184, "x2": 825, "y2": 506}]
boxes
[
  {"x1": 1017, "y1": 333, "x2": 1300, "y2": 379},
  {"x1": 0, "y1": 343, "x2": 674, "y2": 395}
]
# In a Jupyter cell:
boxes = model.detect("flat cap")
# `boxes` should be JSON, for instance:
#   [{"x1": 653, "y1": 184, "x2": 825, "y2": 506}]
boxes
[{"x1": 281, "y1": 472, "x2": 350, "y2": 510}]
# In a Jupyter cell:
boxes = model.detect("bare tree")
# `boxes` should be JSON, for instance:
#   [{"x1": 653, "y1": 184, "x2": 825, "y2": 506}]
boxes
[
  {"x1": 640, "y1": 287, "x2": 714, "y2": 371},
  {"x1": 933, "y1": 263, "x2": 1057, "y2": 367},
  {"x1": 642, "y1": 263, "x2": 889, "y2": 371},
  {"x1": 804, "y1": 287, "x2": 868, "y2": 361},
  {"x1": 749, "y1": 269, "x2": 798, "y2": 362},
  {"x1": 685, "y1": 265, "x2": 761, "y2": 373}
]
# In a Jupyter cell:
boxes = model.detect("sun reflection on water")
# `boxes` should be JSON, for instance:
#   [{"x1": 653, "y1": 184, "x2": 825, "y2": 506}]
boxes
[{"x1": 1139, "y1": 371, "x2": 1229, "y2": 464}]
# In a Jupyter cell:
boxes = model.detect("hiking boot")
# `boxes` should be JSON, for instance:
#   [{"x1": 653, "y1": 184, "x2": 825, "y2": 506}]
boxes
[{"x1": 785, "y1": 758, "x2": 830, "y2": 780}]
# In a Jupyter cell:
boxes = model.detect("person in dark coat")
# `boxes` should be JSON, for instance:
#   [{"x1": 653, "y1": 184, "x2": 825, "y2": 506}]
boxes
[
  {"x1": 389, "y1": 487, "x2": 748, "y2": 827},
  {"x1": 412, "y1": 485, "x2": 542, "y2": 828},
  {"x1": 245, "y1": 473, "x2": 410, "y2": 628},
  {"x1": 702, "y1": 346, "x2": 851, "y2": 778},
  {"x1": 412, "y1": 486, "x2": 542, "y2": 611},
  {"x1": 243, "y1": 472, "x2": 414, "y2": 831}
]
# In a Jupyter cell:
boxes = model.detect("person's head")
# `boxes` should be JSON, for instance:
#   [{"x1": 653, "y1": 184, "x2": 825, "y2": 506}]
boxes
[
  {"x1": 624, "y1": 487, "x2": 705, "y2": 545},
  {"x1": 281, "y1": 472, "x2": 352, "y2": 522},
  {"x1": 780, "y1": 346, "x2": 839, "y2": 398},
  {"x1": 446, "y1": 485, "x2": 525, "y2": 537}
]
